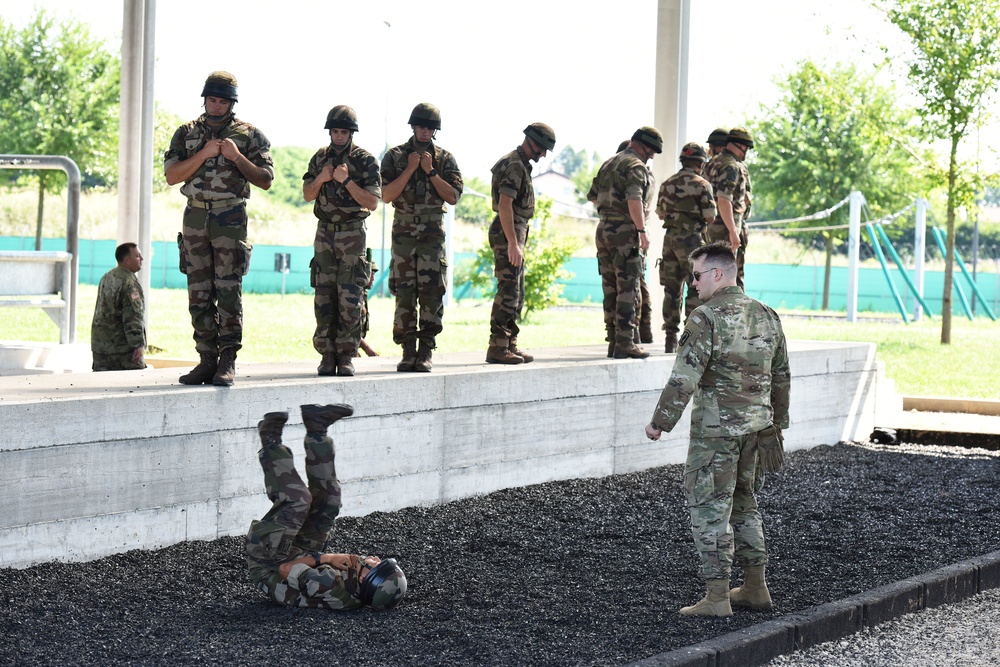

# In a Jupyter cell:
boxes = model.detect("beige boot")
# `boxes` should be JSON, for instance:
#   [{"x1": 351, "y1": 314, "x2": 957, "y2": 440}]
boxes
[
  {"x1": 730, "y1": 566, "x2": 773, "y2": 610},
  {"x1": 679, "y1": 579, "x2": 733, "y2": 617}
]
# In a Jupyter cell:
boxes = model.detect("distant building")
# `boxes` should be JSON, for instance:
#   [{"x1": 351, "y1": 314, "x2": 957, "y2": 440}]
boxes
[{"x1": 532, "y1": 168, "x2": 596, "y2": 220}]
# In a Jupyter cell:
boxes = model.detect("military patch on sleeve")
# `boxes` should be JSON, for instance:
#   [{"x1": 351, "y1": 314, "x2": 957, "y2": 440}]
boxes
[
  {"x1": 678, "y1": 330, "x2": 690, "y2": 348},
  {"x1": 130, "y1": 291, "x2": 140, "y2": 300}
]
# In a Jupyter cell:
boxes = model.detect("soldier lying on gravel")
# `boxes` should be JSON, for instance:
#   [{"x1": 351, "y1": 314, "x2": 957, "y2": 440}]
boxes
[{"x1": 245, "y1": 404, "x2": 406, "y2": 610}]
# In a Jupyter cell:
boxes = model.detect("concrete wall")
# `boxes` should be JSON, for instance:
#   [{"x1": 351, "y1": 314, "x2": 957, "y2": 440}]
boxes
[{"x1": 0, "y1": 342, "x2": 896, "y2": 568}]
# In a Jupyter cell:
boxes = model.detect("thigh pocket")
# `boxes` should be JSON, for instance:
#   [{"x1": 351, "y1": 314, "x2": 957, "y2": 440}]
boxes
[
  {"x1": 235, "y1": 240, "x2": 253, "y2": 277},
  {"x1": 177, "y1": 232, "x2": 188, "y2": 275},
  {"x1": 309, "y1": 257, "x2": 319, "y2": 289}
]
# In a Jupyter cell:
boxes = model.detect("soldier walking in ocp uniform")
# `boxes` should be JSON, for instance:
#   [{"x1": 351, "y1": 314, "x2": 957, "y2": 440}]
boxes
[
  {"x1": 381, "y1": 103, "x2": 463, "y2": 373},
  {"x1": 303, "y1": 106, "x2": 381, "y2": 378},
  {"x1": 656, "y1": 142, "x2": 717, "y2": 352},
  {"x1": 704, "y1": 127, "x2": 754, "y2": 289},
  {"x1": 165, "y1": 71, "x2": 273, "y2": 387}
]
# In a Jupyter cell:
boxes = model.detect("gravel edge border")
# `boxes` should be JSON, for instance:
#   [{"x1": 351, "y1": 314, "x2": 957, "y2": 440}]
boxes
[{"x1": 624, "y1": 549, "x2": 1000, "y2": 667}]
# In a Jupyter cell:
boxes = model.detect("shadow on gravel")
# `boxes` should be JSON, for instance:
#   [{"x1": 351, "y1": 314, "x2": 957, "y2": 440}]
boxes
[{"x1": 1, "y1": 441, "x2": 998, "y2": 666}]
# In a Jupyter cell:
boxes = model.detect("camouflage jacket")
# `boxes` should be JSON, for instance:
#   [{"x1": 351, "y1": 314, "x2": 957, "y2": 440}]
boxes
[
  {"x1": 490, "y1": 146, "x2": 535, "y2": 222},
  {"x1": 163, "y1": 113, "x2": 274, "y2": 202},
  {"x1": 303, "y1": 140, "x2": 382, "y2": 224},
  {"x1": 90, "y1": 266, "x2": 145, "y2": 355},
  {"x1": 247, "y1": 556, "x2": 365, "y2": 610},
  {"x1": 586, "y1": 147, "x2": 653, "y2": 222},
  {"x1": 703, "y1": 149, "x2": 751, "y2": 223},
  {"x1": 650, "y1": 286, "x2": 791, "y2": 437},
  {"x1": 655, "y1": 167, "x2": 716, "y2": 237},
  {"x1": 380, "y1": 137, "x2": 464, "y2": 216}
]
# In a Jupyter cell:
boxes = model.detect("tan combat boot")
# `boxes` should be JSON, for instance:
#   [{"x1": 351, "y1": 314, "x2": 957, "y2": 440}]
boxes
[
  {"x1": 486, "y1": 345, "x2": 524, "y2": 365},
  {"x1": 396, "y1": 340, "x2": 417, "y2": 373},
  {"x1": 212, "y1": 348, "x2": 237, "y2": 386},
  {"x1": 178, "y1": 353, "x2": 217, "y2": 385},
  {"x1": 258, "y1": 411, "x2": 289, "y2": 447},
  {"x1": 414, "y1": 340, "x2": 433, "y2": 373},
  {"x1": 730, "y1": 566, "x2": 773, "y2": 610},
  {"x1": 679, "y1": 579, "x2": 733, "y2": 617},
  {"x1": 613, "y1": 341, "x2": 650, "y2": 359}
]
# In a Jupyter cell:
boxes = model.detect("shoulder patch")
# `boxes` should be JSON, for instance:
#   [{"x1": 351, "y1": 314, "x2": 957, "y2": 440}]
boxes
[
  {"x1": 678, "y1": 330, "x2": 690, "y2": 348},
  {"x1": 130, "y1": 291, "x2": 140, "y2": 301}
]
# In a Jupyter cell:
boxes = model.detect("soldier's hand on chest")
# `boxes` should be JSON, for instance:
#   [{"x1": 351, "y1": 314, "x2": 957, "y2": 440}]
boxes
[{"x1": 219, "y1": 138, "x2": 240, "y2": 160}]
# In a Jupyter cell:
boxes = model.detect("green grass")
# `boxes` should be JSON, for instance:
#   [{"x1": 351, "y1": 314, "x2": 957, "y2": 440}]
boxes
[{"x1": 4, "y1": 286, "x2": 997, "y2": 400}]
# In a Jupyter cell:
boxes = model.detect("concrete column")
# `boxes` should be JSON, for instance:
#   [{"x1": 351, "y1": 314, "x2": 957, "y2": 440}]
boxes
[
  {"x1": 138, "y1": 0, "x2": 156, "y2": 331},
  {"x1": 846, "y1": 190, "x2": 864, "y2": 323},
  {"x1": 913, "y1": 198, "x2": 927, "y2": 321},
  {"x1": 117, "y1": 0, "x2": 142, "y2": 245}
]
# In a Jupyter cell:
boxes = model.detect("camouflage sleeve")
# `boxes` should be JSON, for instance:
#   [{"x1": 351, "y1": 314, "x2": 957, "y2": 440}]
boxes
[
  {"x1": 650, "y1": 311, "x2": 713, "y2": 432},
  {"x1": 654, "y1": 181, "x2": 670, "y2": 219},
  {"x1": 358, "y1": 154, "x2": 382, "y2": 199},
  {"x1": 700, "y1": 181, "x2": 717, "y2": 220},
  {"x1": 769, "y1": 313, "x2": 791, "y2": 429},
  {"x1": 714, "y1": 163, "x2": 739, "y2": 202},
  {"x1": 163, "y1": 124, "x2": 190, "y2": 170},
  {"x1": 380, "y1": 147, "x2": 401, "y2": 184},
  {"x1": 496, "y1": 160, "x2": 523, "y2": 201},
  {"x1": 246, "y1": 127, "x2": 274, "y2": 177},
  {"x1": 442, "y1": 151, "x2": 464, "y2": 197},
  {"x1": 624, "y1": 164, "x2": 646, "y2": 201},
  {"x1": 118, "y1": 278, "x2": 146, "y2": 349},
  {"x1": 302, "y1": 148, "x2": 325, "y2": 183}
]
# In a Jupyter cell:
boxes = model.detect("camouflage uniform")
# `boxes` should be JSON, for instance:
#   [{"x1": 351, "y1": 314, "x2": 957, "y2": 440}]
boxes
[
  {"x1": 165, "y1": 112, "x2": 272, "y2": 355},
  {"x1": 90, "y1": 266, "x2": 146, "y2": 371},
  {"x1": 655, "y1": 167, "x2": 717, "y2": 340},
  {"x1": 587, "y1": 147, "x2": 654, "y2": 345},
  {"x1": 303, "y1": 141, "x2": 381, "y2": 358},
  {"x1": 704, "y1": 150, "x2": 751, "y2": 288},
  {"x1": 381, "y1": 137, "x2": 463, "y2": 349},
  {"x1": 488, "y1": 146, "x2": 534, "y2": 348},
  {"x1": 245, "y1": 429, "x2": 367, "y2": 609},
  {"x1": 650, "y1": 286, "x2": 791, "y2": 581}
]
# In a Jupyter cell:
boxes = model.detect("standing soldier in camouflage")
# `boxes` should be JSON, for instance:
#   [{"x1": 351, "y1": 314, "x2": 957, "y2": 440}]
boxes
[
  {"x1": 616, "y1": 140, "x2": 656, "y2": 347},
  {"x1": 381, "y1": 103, "x2": 463, "y2": 373},
  {"x1": 706, "y1": 127, "x2": 729, "y2": 159},
  {"x1": 303, "y1": 106, "x2": 381, "y2": 378},
  {"x1": 656, "y1": 142, "x2": 717, "y2": 353},
  {"x1": 90, "y1": 242, "x2": 146, "y2": 371},
  {"x1": 587, "y1": 127, "x2": 662, "y2": 359},
  {"x1": 485, "y1": 123, "x2": 556, "y2": 365},
  {"x1": 246, "y1": 404, "x2": 407, "y2": 611},
  {"x1": 165, "y1": 71, "x2": 273, "y2": 387},
  {"x1": 645, "y1": 241, "x2": 790, "y2": 617},
  {"x1": 704, "y1": 127, "x2": 754, "y2": 289}
]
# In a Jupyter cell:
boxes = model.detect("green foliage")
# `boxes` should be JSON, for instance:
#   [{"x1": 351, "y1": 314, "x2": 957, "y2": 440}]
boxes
[
  {"x1": 457, "y1": 197, "x2": 582, "y2": 318},
  {"x1": 153, "y1": 106, "x2": 184, "y2": 192},
  {"x1": 264, "y1": 146, "x2": 314, "y2": 209},
  {"x1": 455, "y1": 176, "x2": 493, "y2": 224}
]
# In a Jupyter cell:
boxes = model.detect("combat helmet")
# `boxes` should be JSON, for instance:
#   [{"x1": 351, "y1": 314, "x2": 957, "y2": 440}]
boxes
[
  {"x1": 680, "y1": 142, "x2": 709, "y2": 162},
  {"x1": 201, "y1": 71, "x2": 238, "y2": 102},
  {"x1": 727, "y1": 127, "x2": 755, "y2": 148},
  {"x1": 360, "y1": 558, "x2": 408, "y2": 610},
  {"x1": 325, "y1": 105, "x2": 360, "y2": 132},
  {"x1": 408, "y1": 102, "x2": 442, "y2": 130},
  {"x1": 523, "y1": 123, "x2": 556, "y2": 151},
  {"x1": 707, "y1": 127, "x2": 730, "y2": 146},
  {"x1": 632, "y1": 126, "x2": 664, "y2": 154}
]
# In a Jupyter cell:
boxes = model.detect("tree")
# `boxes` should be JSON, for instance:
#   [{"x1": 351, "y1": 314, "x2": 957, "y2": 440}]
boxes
[
  {"x1": 880, "y1": 0, "x2": 1000, "y2": 343},
  {"x1": 554, "y1": 145, "x2": 588, "y2": 176},
  {"x1": 0, "y1": 11, "x2": 120, "y2": 249},
  {"x1": 455, "y1": 176, "x2": 494, "y2": 224},
  {"x1": 749, "y1": 60, "x2": 923, "y2": 309},
  {"x1": 264, "y1": 146, "x2": 315, "y2": 209}
]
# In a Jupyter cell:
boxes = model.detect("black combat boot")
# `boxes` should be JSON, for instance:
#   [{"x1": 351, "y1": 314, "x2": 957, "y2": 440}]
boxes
[
  {"x1": 212, "y1": 348, "x2": 237, "y2": 386},
  {"x1": 664, "y1": 333, "x2": 678, "y2": 353},
  {"x1": 414, "y1": 340, "x2": 433, "y2": 373},
  {"x1": 258, "y1": 411, "x2": 289, "y2": 447},
  {"x1": 318, "y1": 353, "x2": 337, "y2": 376},
  {"x1": 397, "y1": 340, "x2": 417, "y2": 372},
  {"x1": 179, "y1": 353, "x2": 217, "y2": 385},
  {"x1": 301, "y1": 404, "x2": 354, "y2": 434},
  {"x1": 640, "y1": 321, "x2": 654, "y2": 345}
]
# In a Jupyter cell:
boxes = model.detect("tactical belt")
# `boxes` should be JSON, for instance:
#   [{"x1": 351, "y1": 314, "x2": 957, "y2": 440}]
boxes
[
  {"x1": 318, "y1": 218, "x2": 366, "y2": 230},
  {"x1": 599, "y1": 215, "x2": 632, "y2": 226},
  {"x1": 394, "y1": 212, "x2": 444, "y2": 224},
  {"x1": 187, "y1": 198, "x2": 246, "y2": 210}
]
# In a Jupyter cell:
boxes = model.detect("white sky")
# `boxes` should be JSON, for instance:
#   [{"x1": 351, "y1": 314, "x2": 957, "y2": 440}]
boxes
[{"x1": 2, "y1": 0, "x2": 996, "y2": 179}]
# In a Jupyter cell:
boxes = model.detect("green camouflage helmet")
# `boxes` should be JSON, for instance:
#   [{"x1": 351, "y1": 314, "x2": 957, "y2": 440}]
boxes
[
  {"x1": 325, "y1": 105, "x2": 359, "y2": 132},
  {"x1": 408, "y1": 102, "x2": 441, "y2": 130},
  {"x1": 617, "y1": 140, "x2": 630, "y2": 153},
  {"x1": 680, "y1": 141, "x2": 709, "y2": 162},
  {"x1": 728, "y1": 127, "x2": 755, "y2": 148},
  {"x1": 360, "y1": 558, "x2": 408, "y2": 611},
  {"x1": 632, "y1": 126, "x2": 664, "y2": 153},
  {"x1": 707, "y1": 127, "x2": 730, "y2": 146},
  {"x1": 523, "y1": 123, "x2": 556, "y2": 151},
  {"x1": 201, "y1": 71, "x2": 238, "y2": 102}
]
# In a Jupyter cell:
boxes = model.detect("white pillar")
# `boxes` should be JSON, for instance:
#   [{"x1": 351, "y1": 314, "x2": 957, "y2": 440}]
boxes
[
  {"x1": 138, "y1": 0, "x2": 155, "y2": 332},
  {"x1": 913, "y1": 198, "x2": 927, "y2": 321},
  {"x1": 117, "y1": 0, "x2": 142, "y2": 245},
  {"x1": 846, "y1": 190, "x2": 864, "y2": 323}
]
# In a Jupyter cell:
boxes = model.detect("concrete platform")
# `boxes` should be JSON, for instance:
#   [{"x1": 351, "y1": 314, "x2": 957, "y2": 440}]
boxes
[{"x1": 0, "y1": 340, "x2": 895, "y2": 569}]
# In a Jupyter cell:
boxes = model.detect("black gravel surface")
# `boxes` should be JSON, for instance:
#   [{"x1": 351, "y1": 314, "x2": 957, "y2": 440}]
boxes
[{"x1": 2, "y1": 440, "x2": 998, "y2": 666}]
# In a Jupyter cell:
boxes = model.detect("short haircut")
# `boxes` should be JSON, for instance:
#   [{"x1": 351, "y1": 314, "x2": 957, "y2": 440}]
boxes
[
  {"x1": 689, "y1": 241, "x2": 737, "y2": 273},
  {"x1": 116, "y1": 242, "x2": 138, "y2": 263}
]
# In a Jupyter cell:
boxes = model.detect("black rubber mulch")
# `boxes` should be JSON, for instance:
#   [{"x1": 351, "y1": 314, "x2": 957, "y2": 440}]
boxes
[{"x1": 1, "y1": 440, "x2": 997, "y2": 666}]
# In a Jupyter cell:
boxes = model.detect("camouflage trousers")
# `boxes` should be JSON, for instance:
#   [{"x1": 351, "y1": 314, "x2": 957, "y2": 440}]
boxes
[
  {"x1": 659, "y1": 233, "x2": 704, "y2": 338},
  {"x1": 683, "y1": 431, "x2": 768, "y2": 581},
  {"x1": 311, "y1": 220, "x2": 370, "y2": 357},
  {"x1": 390, "y1": 218, "x2": 447, "y2": 347},
  {"x1": 595, "y1": 218, "x2": 643, "y2": 345},
  {"x1": 245, "y1": 431, "x2": 354, "y2": 609},
  {"x1": 706, "y1": 219, "x2": 747, "y2": 289},
  {"x1": 488, "y1": 217, "x2": 527, "y2": 347},
  {"x1": 91, "y1": 351, "x2": 145, "y2": 372},
  {"x1": 635, "y1": 260, "x2": 652, "y2": 334},
  {"x1": 179, "y1": 203, "x2": 252, "y2": 355}
]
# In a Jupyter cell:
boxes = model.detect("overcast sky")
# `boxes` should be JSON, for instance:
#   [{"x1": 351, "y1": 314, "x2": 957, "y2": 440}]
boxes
[{"x1": 2, "y1": 0, "x2": 996, "y2": 178}]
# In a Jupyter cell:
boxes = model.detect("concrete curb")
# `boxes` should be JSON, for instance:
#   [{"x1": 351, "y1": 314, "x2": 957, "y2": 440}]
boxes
[{"x1": 626, "y1": 549, "x2": 1000, "y2": 667}]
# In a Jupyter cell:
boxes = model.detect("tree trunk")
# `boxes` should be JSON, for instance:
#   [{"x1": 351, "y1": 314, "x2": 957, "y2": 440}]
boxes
[
  {"x1": 941, "y1": 136, "x2": 959, "y2": 345},
  {"x1": 34, "y1": 174, "x2": 46, "y2": 251},
  {"x1": 822, "y1": 232, "x2": 833, "y2": 311}
]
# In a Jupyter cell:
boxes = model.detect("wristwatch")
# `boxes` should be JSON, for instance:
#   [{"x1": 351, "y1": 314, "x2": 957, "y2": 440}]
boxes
[{"x1": 426, "y1": 168, "x2": 438, "y2": 178}]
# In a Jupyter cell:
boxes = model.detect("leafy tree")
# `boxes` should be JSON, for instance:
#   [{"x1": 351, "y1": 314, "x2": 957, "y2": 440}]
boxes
[
  {"x1": 0, "y1": 11, "x2": 120, "y2": 249},
  {"x1": 880, "y1": 0, "x2": 1000, "y2": 343},
  {"x1": 554, "y1": 145, "x2": 589, "y2": 176},
  {"x1": 455, "y1": 176, "x2": 494, "y2": 224},
  {"x1": 264, "y1": 146, "x2": 314, "y2": 209},
  {"x1": 749, "y1": 60, "x2": 923, "y2": 309},
  {"x1": 571, "y1": 159, "x2": 602, "y2": 206}
]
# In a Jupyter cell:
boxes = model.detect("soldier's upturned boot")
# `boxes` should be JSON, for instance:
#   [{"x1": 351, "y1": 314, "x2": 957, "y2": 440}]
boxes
[
  {"x1": 730, "y1": 566, "x2": 773, "y2": 610},
  {"x1": 178, "y1": 353, "x2": 217, "y2": 385},
  {"x1": 336, "y1": 355, "x2": 355, "y2": 377},
  {"x1": 212, "y1": 348, "x2": 237, "y2": 386},
  {"x1": 613, "y1": 341, "x2": 650, "y2": 359},
  {"x1": 679, "y1": 579, "x2": 733, "y2": 617},
  {"x1": 396, "y1": 341, "x2": 417, "y2": 373},
  {"x1": 258, "y1": 411, "x2": 289, "y2": 447},
  {"x1": 318, "y1": 353, "x2": 337, "y2": 377},
  {"x1": 640, "y1": 320, "x2": 654, "y2": 345},
  {"x1": 301, "y1": 403, "x2": 354, "y2": 434},
  {"x1": 509, "y1": 338, "x2": 533, "y2": 363},
  {"x1": 414, "y1": 340, "x2": 433, "y2": 373},
  {"x1": 486, "y1": 345, "x2": 524, "y2": 365},
  {"x1": 664, "y1": 333, "x2": 678, "y2": 354}
]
